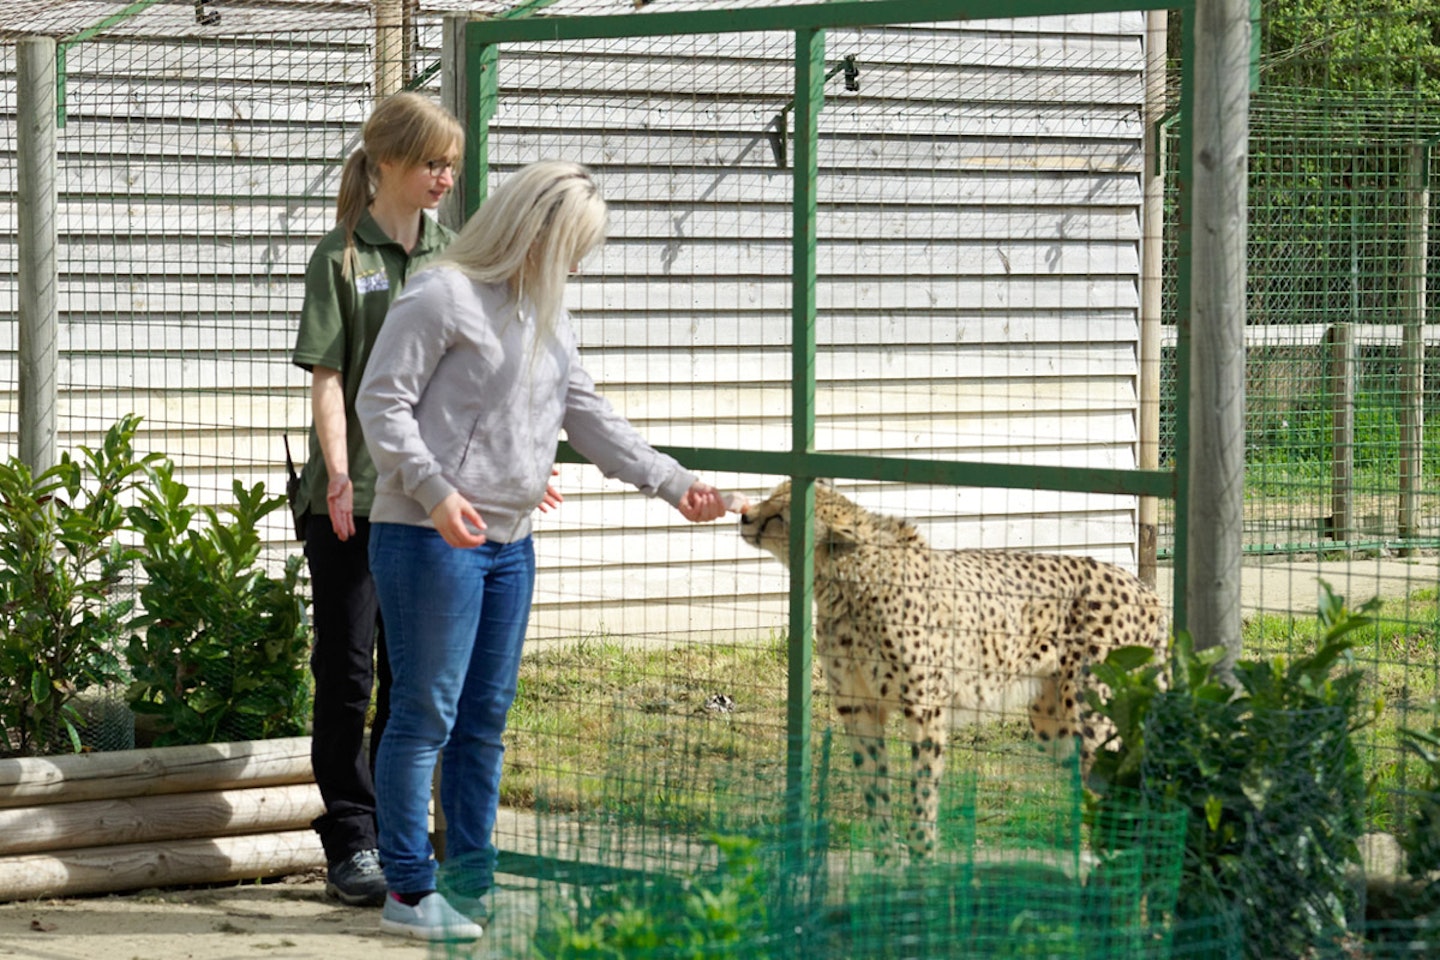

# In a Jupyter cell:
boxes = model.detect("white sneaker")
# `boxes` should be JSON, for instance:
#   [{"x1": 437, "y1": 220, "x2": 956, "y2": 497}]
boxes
[
  {"x1": 379, "y1": 891, "x2": 484, "y2": 942},
  {"x1": 445, "y1": 891, "x2": 489, "y2": 927}
]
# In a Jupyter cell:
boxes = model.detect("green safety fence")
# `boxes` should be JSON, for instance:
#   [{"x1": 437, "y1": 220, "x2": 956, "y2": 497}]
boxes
[{"x1": 457, "y1": 732, "x2": 1191, "y2": 960}]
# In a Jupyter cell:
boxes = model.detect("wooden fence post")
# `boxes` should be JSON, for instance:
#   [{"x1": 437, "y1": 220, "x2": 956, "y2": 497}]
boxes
[
  {"x1": 17, "y1": 37, "x2": 59, "y2": 474},
  {"x1": 440, "y1": 13, "x2": 468, "y2": 232},
  {"x1": 1138, "y1": 9, "x2": 1167, "y2": 589},
  {"x1": 1186, "y1": 0, "x2": 1250, "y2": 665},
  {"x1": 375, "y1": 0, "x2": 406, "y2": 101},
  {"x1": 1399, "y1": 143, "x2": 1428, "y2": 552},
  {"x1": 1328, "y1": 322, "x2": 1355, "y2": 547}
]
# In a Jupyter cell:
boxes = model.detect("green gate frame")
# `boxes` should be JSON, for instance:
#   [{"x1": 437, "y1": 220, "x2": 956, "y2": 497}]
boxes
[{"x1": 456, "y1": 0, "x2": 1195, "y2": 866}]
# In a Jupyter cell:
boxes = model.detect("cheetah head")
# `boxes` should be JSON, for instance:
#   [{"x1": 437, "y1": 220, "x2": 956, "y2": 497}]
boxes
[{"x1": 738, "y1": 480, "x2": 923, "y2": 568}]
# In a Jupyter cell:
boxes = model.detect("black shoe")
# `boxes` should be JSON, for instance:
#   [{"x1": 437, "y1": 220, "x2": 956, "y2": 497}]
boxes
[{"x1": 325, "y1": 848, "x2": 387, "y2": 907}]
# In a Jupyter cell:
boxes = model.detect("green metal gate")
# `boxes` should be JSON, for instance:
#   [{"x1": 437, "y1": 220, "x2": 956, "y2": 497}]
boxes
[{"x1": 452, "y1": 0, "x2": 1193, "y2": 897}]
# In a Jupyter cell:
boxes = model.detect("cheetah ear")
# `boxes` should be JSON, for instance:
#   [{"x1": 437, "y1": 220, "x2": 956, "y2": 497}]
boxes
[
  {"x1": 816, "y1": 477, "x2": 835, "y2": 489},
  {"x1": 816, "y1": 511, "x2": 862, "y2": 550}
]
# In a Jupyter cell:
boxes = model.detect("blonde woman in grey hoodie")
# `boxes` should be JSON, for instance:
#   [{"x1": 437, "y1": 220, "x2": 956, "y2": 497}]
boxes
[{"x1": 356, "y1": 160, "x2": 730, "y2": 942}]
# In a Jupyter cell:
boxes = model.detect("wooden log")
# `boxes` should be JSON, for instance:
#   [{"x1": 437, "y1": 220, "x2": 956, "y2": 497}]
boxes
[
  {"x1": 0, "y1": 829, "x2": 325, "y2": 901},
  {"x1": 0, "y1": 737, "x2": 313, "y2": 808},
  {"x1": 0, "y1": 782, "x2": 323, "y2": 857},
  {"x1": 1185, "y1": 0, "x2": 1251, "y2": 661}
]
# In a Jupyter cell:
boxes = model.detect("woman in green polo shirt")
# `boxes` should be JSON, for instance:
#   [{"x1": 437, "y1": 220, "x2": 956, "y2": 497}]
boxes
[{"x1": 290, "y1": 91, "x2": 463, "y2": 908}]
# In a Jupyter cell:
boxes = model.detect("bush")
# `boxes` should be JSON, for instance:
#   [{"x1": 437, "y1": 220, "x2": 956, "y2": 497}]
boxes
[
  {"x1": 0, "y1": 417, "x2": 158, "y2": 755},
  {"x1": 530, "y1": 834, "x2": 773, "y2": 960},
  {"x1": 1086, "y1": 581, "x2": 1381, "y2": 959},
  {"x1": 124, "y1": 462, "x2": 311, "y2": 745}
]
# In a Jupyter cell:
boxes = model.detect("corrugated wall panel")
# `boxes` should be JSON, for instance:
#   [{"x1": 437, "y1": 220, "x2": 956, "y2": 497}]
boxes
[
  {"x1": 0, "y1": 8, "x2": 1147, "y2": 644},
  {"x1": 472, "y1": 16, "x2": 1145, "y2": 639}
]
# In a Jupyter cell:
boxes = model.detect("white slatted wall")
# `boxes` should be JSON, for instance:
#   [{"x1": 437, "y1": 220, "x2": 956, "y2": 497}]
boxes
[
  {"x1": 0, "y1": 4, "x2": 1147, "y2": 645},
  {"x1": 494, "y1": 16, "x2": 1148, "y2": 643}
]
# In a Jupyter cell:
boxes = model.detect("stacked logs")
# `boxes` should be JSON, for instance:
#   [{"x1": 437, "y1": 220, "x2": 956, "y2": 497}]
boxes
[{"x1": 0, "y1": 736, "x2": 324, "y2": 900}]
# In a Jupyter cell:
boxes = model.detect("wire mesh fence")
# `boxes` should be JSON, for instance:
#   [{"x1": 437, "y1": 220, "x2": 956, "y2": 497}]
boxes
[
  {"x1": 2, "y1": 0, "x2": 1440, "y2": 955},
  {"x1": 465, "y1": 735, "x2": 1192, "y2": 960}
]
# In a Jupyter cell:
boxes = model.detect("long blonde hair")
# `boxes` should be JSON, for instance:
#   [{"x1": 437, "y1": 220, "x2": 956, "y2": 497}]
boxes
[
  {"x1": 337, "y1": 91, "x2": 464, "y2": 278},
  {"x1": 435, "y1": 160, "x2": 608, "y2": 341}
]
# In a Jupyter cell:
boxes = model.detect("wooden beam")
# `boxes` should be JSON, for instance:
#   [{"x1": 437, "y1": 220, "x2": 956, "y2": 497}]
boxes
[
  {"x1": 0, "y1": 737, "x2": 313, "y2": 808},
  {"x1": 1185, "y1": 0, "x2": 1250, "y2": 665},
  {"x1": 0, "y1": 783, "x2": 322, "y2": 857},
  {"x1": 375, "y1": 0, "x2": 405, "y2": 102},
  {"x1": 1399, "y1": 142, "x2": 1429, "y2": 551},
  {"x1": 0, "y1": 830, "x2": 323, "y2": 901},
  {"x1": 1328, "y1": 322, "x2": 1355, "y2": 547},
  {"x1": 18, "y1": 37, "x2": 59, "y2": 473},
  {"x1": 1138, "y1": 8, "x2": 1167, "y2": 588}
]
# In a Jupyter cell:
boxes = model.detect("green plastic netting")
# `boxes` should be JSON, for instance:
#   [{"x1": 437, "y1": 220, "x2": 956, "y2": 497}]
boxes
[{"x1": 439, "y1": 731, "x2": 1191, "y2": 960}]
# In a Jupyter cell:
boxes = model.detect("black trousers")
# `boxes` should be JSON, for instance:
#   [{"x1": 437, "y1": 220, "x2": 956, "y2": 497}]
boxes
[{"x1": 304, "y1": 514, "x2": 391, "y2": 865}]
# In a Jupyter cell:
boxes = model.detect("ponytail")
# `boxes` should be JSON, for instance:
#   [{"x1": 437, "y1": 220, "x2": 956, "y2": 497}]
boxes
[{"x1": 336, "y1": 148, "x2": 372, "y2": 280}]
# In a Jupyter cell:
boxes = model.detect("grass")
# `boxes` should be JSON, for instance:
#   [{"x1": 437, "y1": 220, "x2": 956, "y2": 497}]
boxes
[
  {"x1": 504, "y1": 584, "x2": 1440, "y2": 842},
  {"x1": 505, "y1": 629, "x2": 1090, "y2": 847},
  {"x1": 503, "y1": 631, "x2": 794, "y2": 820}
]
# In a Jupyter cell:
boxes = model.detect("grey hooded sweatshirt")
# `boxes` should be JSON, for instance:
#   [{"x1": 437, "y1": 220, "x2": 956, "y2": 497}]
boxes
[{"x1": 356, "y1": 265, "x2": 698, "y2": 544}]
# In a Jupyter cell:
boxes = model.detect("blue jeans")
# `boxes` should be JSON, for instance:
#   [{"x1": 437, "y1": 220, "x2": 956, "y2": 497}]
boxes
[{"x1": 368, "y1": 523, "x2": 535, "y2": 897}]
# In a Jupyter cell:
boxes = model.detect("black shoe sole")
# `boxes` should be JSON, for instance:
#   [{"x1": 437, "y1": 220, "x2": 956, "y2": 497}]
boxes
[{"x1": 325, "y1": 881, "x2": 387, "y2": 907}]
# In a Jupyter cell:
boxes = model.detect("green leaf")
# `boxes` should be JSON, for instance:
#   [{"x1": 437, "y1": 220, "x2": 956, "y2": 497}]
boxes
[
  {"x1": 1241, "y1": 767, "x2": 1275, "y2": 812},
  {"x1": 62, "y1": 718, "x2": 82, "y2": 754},
  {"x1": 30, "y1": 669, "x2": 50, "y2": 704},
  {"x1": 1105, "y1": 644, "x2": 1156, "y2": 672},
  {"x1": 1205, "y1": 794, "x2": 1223, "y2": 832}
]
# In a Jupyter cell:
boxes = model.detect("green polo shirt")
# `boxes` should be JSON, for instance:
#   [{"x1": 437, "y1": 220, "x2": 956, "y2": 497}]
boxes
[{"x1": 291, "y1": 211, "x2": 456, "y2": 519}]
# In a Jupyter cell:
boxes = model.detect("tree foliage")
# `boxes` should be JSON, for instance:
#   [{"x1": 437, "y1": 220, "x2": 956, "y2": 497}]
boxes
[{"x1": 1259, "y1": 0, "x2": 1440, "y2": 99}]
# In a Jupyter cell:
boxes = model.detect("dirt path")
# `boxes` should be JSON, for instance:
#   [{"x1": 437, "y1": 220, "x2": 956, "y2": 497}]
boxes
[{"x1": 0, "y1": 871, "x2": 463, "y2": 960}]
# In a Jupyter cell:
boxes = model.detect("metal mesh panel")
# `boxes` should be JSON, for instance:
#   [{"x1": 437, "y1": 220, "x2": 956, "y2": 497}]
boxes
[
  {"x1": 464, "y1": 7, "x2": 1189, "y2": 957},
  {"x1": 6, "y1": 0, "x2": 1440, "y2": 953},
  {"x1": 470, "y1": 739, "x2": 1189, "y2": 960},
  {"x1": 809, "y1": 16, "x2": 1150, "y2": 572},
  {"x1": 51, "y1": 15, "x2": 370, "y2": 514},
  {"x1": 1224, "y1": 7, "x2": 1440, "y2": 896}
]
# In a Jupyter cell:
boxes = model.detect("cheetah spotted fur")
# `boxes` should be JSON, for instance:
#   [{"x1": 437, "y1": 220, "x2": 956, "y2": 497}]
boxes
[{"x1": 738, "y1": 480, "x2": 1166, "y2": 858}]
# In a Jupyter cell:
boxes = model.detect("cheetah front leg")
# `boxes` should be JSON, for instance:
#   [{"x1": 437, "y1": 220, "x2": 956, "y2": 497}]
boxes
[
  {"x1": 834, "y1": 696, "x2": 896, "y2": 854},
  {"x1": 904, "y1": 705, "x2": 949, "y2": 859},
  {"x1": 1028, "y1": 675, "x2": 1081, "y2": 758}
]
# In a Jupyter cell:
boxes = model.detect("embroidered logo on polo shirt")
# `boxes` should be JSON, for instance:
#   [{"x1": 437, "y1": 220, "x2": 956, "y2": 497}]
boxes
[{"x1": 355, "y1": 270, "x2": 390, "y2": 295}]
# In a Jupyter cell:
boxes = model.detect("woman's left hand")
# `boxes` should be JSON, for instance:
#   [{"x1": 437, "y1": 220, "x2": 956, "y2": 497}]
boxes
[
  {"x1": 677, "y1": 482, "x2": 728, "y2": 523},
  {"x1": 538, "y1": 467, "x2": 564, "y2": 513}
]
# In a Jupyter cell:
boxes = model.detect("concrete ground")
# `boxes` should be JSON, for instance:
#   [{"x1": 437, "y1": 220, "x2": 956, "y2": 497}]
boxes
[{"x1": 1156, "y1": 553, "x2": 1440, "y2": 619}]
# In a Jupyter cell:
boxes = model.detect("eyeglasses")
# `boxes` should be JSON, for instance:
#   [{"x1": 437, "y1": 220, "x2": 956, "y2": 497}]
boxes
[{"x1": 424, "y1": 158, "x2": 457, "y2": 178}]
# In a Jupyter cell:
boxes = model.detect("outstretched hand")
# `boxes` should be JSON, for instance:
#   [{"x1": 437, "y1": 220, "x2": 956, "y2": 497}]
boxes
[
  {"x1": 430, "y1": 491, "x2": 487, "y2": 548},
  {"x1": 677, "y1": 482, "x2": 732, "y2": 523}
]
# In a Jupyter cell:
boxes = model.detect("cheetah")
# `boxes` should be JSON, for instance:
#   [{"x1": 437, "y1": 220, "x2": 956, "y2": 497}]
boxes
[{"x1": 738, "y1": 480, "x2": 1166, "y2": 858}]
